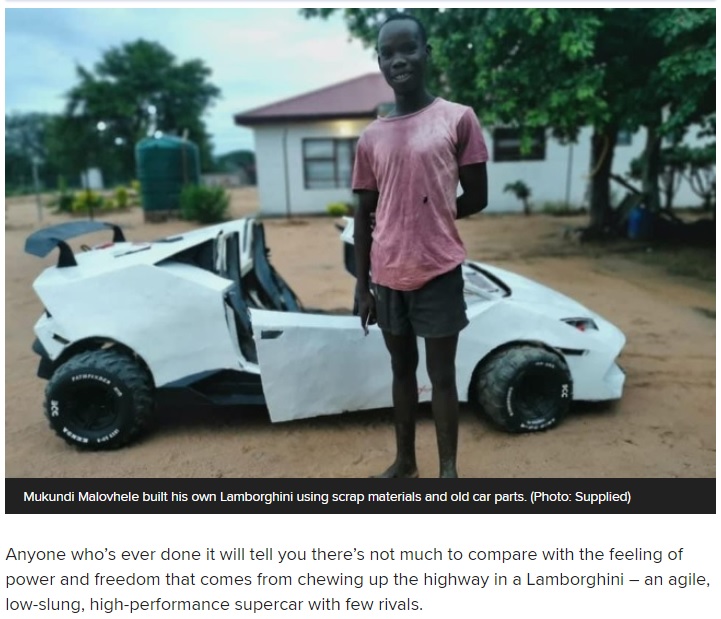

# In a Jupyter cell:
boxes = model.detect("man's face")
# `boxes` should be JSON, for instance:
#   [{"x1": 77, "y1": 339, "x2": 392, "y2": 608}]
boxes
[{"x1": 377, "y1": 20, "x2": 428, "y2": 94}]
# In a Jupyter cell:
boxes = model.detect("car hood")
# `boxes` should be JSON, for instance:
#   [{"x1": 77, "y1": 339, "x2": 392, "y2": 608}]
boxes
[{"x1": 474, "y1": 262, "x2": 604, "y2": 321}]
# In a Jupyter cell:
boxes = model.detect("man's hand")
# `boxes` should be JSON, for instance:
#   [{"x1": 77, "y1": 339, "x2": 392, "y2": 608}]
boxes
[
  {"x1": 356, "y1": 286, "x2": 377, "y2": 335},
  {"x1": 353, "y1": 189, "x2": 379, "y2": 334},
  {"x1": 456, "y1": 162, "x2": 488, "y2": 219}
]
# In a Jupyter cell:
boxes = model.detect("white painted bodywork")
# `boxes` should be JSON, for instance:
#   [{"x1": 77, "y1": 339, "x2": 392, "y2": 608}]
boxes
[
  {"x1": 32, "y1": 219, "x2": 260, "y2": 387},
  {"x1": 31, "y1": 217, "x2": 625, "y2": 425},
  {"x1": 252, "y1": 261, "x2": 625, "y2": 423}
]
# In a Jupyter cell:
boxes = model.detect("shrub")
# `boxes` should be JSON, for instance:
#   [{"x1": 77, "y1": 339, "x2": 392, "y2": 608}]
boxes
[
  {"x1": 49, "y1": 175, "x2": 76, "y2": 213},
  {"x1": 72, "y1": 190, "x2": 105, "y2": 214},
  {"x1": 57, "y1": 193, "x2": 76, "y2": 213},
  {"x1": 47, "y1": 190, "x2": 76, "y2": 213},
  {"x1": 180, "y1": 184, "x2": 229, "y2": 223},
  {"x1": 114, "y1": 186, "x2": 129, "y2": 209},
  {"x1": 503, "y1": 180, "x2": 532, "y2": 215},
  {"x1": 326, "y1": 202, "x2": 351, "y2": 216}
]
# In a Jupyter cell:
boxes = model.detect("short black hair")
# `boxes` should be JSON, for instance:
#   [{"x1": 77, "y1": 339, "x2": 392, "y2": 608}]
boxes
[{"x1": 378, "y1": 12, "x2": 428, "y2": 45}]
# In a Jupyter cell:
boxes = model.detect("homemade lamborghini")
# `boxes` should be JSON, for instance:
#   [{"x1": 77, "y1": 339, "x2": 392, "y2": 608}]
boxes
[{"x1": 26, "y1": 217, "x2": 625, "y2": 449}]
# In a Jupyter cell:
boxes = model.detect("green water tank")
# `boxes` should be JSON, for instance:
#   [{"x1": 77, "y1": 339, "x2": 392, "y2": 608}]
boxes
[{"x1": 135, "y1": 136, "x2": 201, "y2": 217}]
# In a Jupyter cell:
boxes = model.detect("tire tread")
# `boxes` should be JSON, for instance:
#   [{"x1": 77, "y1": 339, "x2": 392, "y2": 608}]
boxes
[
  {"x1": 475, "y1": 345, "x2": 571, "y2": 432},
  {"x1": 44, "y1": 348, "x2": 153, "y2": 449}
]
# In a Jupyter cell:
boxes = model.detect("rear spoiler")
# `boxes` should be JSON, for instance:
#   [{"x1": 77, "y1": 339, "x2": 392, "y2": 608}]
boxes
[{"x1": 25, "y1": 221, "x2": 126, "y2": 268}]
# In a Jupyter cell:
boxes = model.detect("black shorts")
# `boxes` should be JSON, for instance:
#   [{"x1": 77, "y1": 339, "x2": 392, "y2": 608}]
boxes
[{"x1": 373, "y1": 264, "x2": 469, "y2": 338}]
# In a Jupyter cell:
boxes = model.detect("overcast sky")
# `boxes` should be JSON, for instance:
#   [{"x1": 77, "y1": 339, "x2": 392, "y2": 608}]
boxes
[{"x1": 5, "y1": 8, "x2": 379, "y2": 155}]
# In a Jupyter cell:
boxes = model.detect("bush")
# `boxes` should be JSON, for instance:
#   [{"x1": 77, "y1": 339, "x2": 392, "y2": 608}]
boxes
[
  {"x1": 503, "y1": 180, "x2": 532, "y2": 215},
  {"x1": 72, "y1": 190, "x2": 105, "y2": 214},
  {"x1": 57, "y1": 193, "x2": 76, "y2": 213},
  {"x1": 326, "y1": 202, "x2": 351, "y2": 216},
  {"x1": 45, "y1": 176, "x2": 75, "y2": 212},
  {"x1": 114, "y1": 186, "x2": 129, "y2": 209},
  {"x1": 180, "y1": 184, "x2": 229, "y2": 223}
]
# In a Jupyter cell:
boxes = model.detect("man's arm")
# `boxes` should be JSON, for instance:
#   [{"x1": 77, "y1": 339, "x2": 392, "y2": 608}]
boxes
[
  {"x1": 456, "y1": 162, "x2": 488, "y2": 219},
  {"x1": 353, "y1": 190, "x2": 379, "y2": 329}
]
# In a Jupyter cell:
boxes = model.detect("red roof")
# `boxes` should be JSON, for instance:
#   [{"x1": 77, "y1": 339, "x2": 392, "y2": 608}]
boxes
[{"x1": 234, "y1": 73, "x2": 394, "y2": 126}]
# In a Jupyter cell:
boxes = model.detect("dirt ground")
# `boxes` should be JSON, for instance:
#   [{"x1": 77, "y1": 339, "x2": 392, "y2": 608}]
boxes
[{"x1": 4, "y1": 188, "x2": 716, "y2": 478}]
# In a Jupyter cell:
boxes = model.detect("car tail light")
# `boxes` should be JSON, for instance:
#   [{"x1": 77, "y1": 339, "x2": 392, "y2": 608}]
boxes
[{"x1": 563, "y1": 318, "x2": 598, "y2": 332}]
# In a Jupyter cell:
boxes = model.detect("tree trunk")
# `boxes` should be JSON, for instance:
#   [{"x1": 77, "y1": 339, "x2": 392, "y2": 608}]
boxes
[
  {"x1": 642, "y1": 122, "x2": 662, "y2": 212},
  {"x1": 586, "y1": 125, "x2": 618, "y2": 237},
  {"x1": 661, "y1": 169, "x2": 675, "y2": 211}
]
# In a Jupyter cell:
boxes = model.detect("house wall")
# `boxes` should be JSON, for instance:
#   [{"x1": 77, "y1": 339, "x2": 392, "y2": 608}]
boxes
[
  {"x1": 252, "y1": 120, "x2": 710, "y2": 216},
  {"x1": 254, "y1": 120, "x2": 369, "y2": 217},
  {"x1": 490, "y1": 126, "x2": 710, "y2": 213}
]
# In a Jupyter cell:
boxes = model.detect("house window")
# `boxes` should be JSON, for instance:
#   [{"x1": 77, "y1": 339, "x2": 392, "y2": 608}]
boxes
[
  {"x1": 617, "y1": 130, "x2": 632, "y2": 146},
  {"x1": 303, "y1": 138, "x2": 358, "y2": 189},
  {"x1": 492, "y1": 128, "x2": 546, "y2": 162}
]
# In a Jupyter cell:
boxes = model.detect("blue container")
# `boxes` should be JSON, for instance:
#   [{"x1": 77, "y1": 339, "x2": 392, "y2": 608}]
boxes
[{"x1": 628, "y1": 206, "x2": 652, "y2": 240}]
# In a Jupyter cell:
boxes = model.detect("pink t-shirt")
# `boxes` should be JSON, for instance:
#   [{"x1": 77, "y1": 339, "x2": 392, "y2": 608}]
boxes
[{"x1": 352, "y1": 97, "x2": 488, "y2": 291}]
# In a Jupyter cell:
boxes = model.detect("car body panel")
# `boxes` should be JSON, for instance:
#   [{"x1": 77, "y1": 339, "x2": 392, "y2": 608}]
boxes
[
  {"x1": 251, "y1": 309, "x2": 400, "y2": 422},
  {"x1": 253, "y1": 261, "x2": 625, "y2": 422},
  {"x1": 34, "y1": 262, "x2": 249, "y2": 386},
  {"x1": 29, "y1": 216, "x2": 625, "y2": 427},
  {"x1": 32, "y1": 218, "x2": 256, "y2": 278}
]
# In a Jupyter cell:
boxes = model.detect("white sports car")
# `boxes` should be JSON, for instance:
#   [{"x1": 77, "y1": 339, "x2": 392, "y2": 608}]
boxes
[{"x1": 26, "y1": 217, "x2": 625, "y2": 449}]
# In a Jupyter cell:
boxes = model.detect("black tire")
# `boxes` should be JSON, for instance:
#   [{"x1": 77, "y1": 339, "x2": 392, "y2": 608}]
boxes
[
  {"x1": 44, "y1": 349, "x2": 153, "y2": 449},
  {"x1": 474, "y1": 346, "x2": 572, "y2": 432}
]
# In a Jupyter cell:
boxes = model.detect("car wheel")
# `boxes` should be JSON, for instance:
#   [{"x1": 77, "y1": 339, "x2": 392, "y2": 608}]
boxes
[
  {"x1": 44, "y1": 349, "x2": 153, "y2": 449},
  {"x1": 473, "y1": 346, "x2": 572, "y2": 432}
]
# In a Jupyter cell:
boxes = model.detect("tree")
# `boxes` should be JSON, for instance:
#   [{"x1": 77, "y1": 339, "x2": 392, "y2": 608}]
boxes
[
  {"x1": 629, "y1": 140, "x2": 715, "y2": 213},
  {"x1": 54, "y1": 39, "x2": 221, "y2": 184},
  {"x1": 5, "y1": 112, "x2": 60, "y2": 192},
  {"x1": 630, "y1": 9, "x2": 715, "y2": 213},
  {"x1": 303, "y1": 8, "x2": 715, "y2": 236},
  {"x1": 651, "y1": 9, "x2": 715, "y2": 137},
  {"x1": 679, "y1": 144, "x2": 716, "y2": 211},
  {"x1": 214, "y1": 150, "x2": 257, "y2": 184},
  {"x1": 599, "y1": 9, "x2": 714, "y2": 216}
]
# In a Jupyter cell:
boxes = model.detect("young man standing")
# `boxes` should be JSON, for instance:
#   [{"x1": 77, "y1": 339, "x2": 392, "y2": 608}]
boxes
[{"x1": 352, "y1": 13, "x2": 489, "y2": 478}]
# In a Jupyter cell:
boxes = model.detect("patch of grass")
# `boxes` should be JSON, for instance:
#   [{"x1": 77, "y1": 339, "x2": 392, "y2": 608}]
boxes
[
  {"x1": 627, "y1": 245, "x2": 715, "y2": 282},
  {"x1": 541, "y1": 201, "x2": 588, "y2": 216}
]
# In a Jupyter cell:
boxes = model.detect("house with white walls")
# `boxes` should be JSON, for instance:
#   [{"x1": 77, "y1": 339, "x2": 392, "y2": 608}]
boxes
[{"x1": 234, "y1": 73, "x2": 707, "y2": 216}]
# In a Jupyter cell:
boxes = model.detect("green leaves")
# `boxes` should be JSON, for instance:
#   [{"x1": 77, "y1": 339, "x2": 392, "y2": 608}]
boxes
[
  {"x1": 180, "y1": 185, "x2": 230, "y2": 223},
  {"x1": 302, "y1": 7, "x2": 714, "y2": 226},
  {"x1": 57, "y1": 39, "x2": 221, "y2": 183},
  {"x1": 5, "y1": 112, "x2": 60, "y2": 192}
]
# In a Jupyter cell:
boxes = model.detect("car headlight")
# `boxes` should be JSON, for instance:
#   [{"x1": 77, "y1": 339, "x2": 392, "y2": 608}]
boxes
[{"x1": 562, "y1": 318, "x2": 598, "y2": 332}]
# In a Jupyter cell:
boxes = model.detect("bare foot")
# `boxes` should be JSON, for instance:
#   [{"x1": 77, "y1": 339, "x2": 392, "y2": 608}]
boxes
[{"x1": 371, "y1": 462, "x2": 419, "y2": 478}]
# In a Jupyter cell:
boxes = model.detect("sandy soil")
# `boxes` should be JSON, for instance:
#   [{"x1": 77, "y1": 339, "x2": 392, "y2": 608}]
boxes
[{"x1": 4, "y1": 189, "x2": 715, "y2": 478}]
